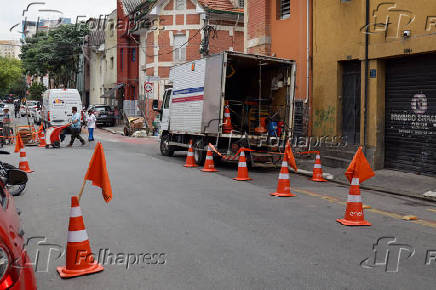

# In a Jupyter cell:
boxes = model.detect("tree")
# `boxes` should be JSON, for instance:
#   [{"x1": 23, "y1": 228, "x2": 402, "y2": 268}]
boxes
[
  {"x1": 20, "y1": 24, "x2": 89, "y2": 88},
  {"x1": 28, "y1": 82, "x2": 47, "y2": 101},
  {"x1": 0, "y1": 57, "x2": 23, "y2": 94}
]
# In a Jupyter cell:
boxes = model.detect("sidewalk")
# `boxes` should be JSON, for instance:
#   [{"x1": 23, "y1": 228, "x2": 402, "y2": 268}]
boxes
[
  {"x1": 101, "y1": 125, "x2": 124, "y2": 135},
  {"x1": 295, "y1": 158, "x2": 436, "y2": 202}
]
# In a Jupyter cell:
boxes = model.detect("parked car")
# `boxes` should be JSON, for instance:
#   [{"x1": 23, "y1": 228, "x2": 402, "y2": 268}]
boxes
[
  {"x1": 88, "y1": 105, "x2": 115, "y2": 127},
  {"x1": 21, "y1": 101, "x2": 39, "y2": 117},
  {"x1": 32, "y1": 109, "x2": 41, "y2": 125},
  {"x1": 0, "y1": 155, "x2": 36, "y2": 289}
]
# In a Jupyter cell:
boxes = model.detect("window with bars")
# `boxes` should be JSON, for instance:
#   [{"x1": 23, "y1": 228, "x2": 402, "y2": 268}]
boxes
[
  {"x1": 174, "y1": 34, "x2": 187, "y2": 62},
  {"x1": 278, "y1": 0, "x2": 290, "y2": 19}
]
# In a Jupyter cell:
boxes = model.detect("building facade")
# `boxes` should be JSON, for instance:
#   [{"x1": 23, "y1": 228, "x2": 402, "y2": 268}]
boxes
[
  {"x1": 117, "y1": 0, "x2": 141, "y2": 105},
  {"x1": 137, "y1": 0, "x2": 244, "y2": 98},
  {"x1": 103, "y1": 10, "x2": 119, "y2": 107},
  {"x1": 0, "y1": 40, "x2": 21, "y2": 59},
  {"x1": 244, "y1": 0, "x2": 312, "y2": 136},
  {"x1": 88, "y1": 30, "x2": 106, "y2": 105},
  {"x1": 312, "y1": 0, "x2": 436, "y2": 174}
]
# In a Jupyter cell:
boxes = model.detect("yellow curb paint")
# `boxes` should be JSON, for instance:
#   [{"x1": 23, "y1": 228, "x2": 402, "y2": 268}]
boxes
[
  {"x1": 401, "y1": 215, "x2": 418, "y2": 221},
  {"x1": 294, "y1": 188, "x2": 436, "y2": 229}
]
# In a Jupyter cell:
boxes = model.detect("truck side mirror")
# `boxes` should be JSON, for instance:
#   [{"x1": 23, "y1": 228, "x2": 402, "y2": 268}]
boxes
[{"x1": 152, "y1": 100, "x2": 160, "y2": 112}]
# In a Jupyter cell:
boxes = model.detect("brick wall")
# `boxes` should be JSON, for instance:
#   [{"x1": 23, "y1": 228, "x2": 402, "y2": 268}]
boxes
[{"x1": 246, "y1": 0, "x2": 271, "y2": 55}]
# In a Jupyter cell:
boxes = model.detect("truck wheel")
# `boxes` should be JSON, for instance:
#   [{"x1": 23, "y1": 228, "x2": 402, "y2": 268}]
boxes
[
  {"x1": 193, "y1": 139, "x2": 206, "y2": 165},
  {"x1": 160, "y1": 134, "x2": 174, "y2": 157}
]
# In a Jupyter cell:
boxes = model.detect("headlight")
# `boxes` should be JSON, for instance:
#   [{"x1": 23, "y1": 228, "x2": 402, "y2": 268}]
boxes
[
  {"x1": 0, "y1": 246, "x2": 12, "y2": 288},
  {"x1": 0, "y1": 247, "x2": 9, "y2": 278}
]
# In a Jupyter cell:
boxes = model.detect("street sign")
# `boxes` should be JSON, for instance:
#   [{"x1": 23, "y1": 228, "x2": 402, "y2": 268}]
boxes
[{"x1": 145, "y1": 82, "x2": 153, "y2": 93}]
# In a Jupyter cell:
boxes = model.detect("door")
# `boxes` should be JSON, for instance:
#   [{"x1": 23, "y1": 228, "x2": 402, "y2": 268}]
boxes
[
  {"x1": 160, "y1": 89, "x2": 172, "y2": 131},
  {"x1": 385, "y1": 54, "x2": 436, "y2": 175},
  {"x1": 342, "y1": 61, "x2": 361, "y2": 145}
]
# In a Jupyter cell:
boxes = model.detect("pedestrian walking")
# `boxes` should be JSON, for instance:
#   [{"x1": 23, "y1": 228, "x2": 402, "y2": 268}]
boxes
[
  {"x1": 2, "y1": 108, "x2": 12, "y2": 145},
  {"x1": 87, "y1": 109, "x2": 96, "y2": 142},
  {"x1": 14, "y1": 101, "x2": 20, "y2": 118},
  {"x1": 67, "y1": 106, "x2": 85, "y2": 147}
]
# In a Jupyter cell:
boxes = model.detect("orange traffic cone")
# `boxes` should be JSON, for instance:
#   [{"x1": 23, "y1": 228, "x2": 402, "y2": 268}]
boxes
[
  {"x1": 222, "y1": 106, "x2": 232, "y2": 134},
  {"x1": 57, "y1": 196, "x2": 104, "y2": 278},
  {"x1": 336, "y1": 175, "x2": 371, "y2": 226},
  {"x1": 270, "y1": 155, "x2": 296, "y2": 197},
  {"x1": 38, "y1": 131, "x2": 47, "y2": 148},
  {"x1": 311, "y1": 153, "x2": 327, "y2": 182},
  {"x1": 201, "y1": 145, "x2": 218, "y2": 172},
  {"x1": 18, "y1": 148, "x2": 33, "y2": 173},
  {"x1": 184, "y1": 140, "x2": 198, "y2": 168},
  {"x1": 233, "y1": 150, "x2": 251, "y2": 181}
]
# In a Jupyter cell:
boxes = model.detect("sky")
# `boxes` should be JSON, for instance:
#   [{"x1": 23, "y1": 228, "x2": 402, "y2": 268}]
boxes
[{"x1": 0, "y1": 0, "x2": 116, "y2": 40}]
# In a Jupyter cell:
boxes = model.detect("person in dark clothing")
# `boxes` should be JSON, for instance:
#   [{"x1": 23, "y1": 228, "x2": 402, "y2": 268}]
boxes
[
  {"x1": 14, "y1": 101, "x2": 20, "y2": 118},
  {"x1": 67, "y1": 107, "x2": 85, "y2": 147}
]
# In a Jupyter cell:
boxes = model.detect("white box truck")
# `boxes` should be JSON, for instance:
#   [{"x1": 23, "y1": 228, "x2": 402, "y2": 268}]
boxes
[
  {"x1": 153, "y1": 51, "x2": 296, "y2": 167},
  {"x1": 42, "y1": 89, "x2": 83, "y2": 128}
]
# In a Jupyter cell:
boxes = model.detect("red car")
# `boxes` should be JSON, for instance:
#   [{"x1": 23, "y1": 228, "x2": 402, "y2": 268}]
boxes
[{"x1": 0, "y1": 164, "x2": 36, "y2": 289}]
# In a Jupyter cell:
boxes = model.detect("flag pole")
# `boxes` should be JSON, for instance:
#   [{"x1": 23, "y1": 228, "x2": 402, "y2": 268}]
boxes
[{"x1": 78, "y1": 179, "x2": 87, "y2": 201}]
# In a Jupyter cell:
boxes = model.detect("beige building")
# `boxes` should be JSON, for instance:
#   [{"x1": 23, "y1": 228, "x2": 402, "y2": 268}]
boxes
[
  {"x1": 102, "y1": 10, "x2": 118, "y2": 106},
  {"x1": 0, "y1": 40, "x2": 21, "y2": 59},
  {"x1": 88, "y1": 10, "x2": 118, "y2": 106},
  {"x1": 312, "y1": 0, "x2": 436, "y2": 175}
]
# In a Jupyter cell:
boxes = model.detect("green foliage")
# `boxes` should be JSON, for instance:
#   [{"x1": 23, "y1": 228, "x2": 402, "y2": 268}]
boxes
[
  {"x1": 20, "y1": 24, "x2": 89, "y2": 88},
  {"x1": 28, "y1": 82, "x2": 47, "y2": 101},
  {"x1": 0, "y1": 57, "x2": 23, "y2": 93}
]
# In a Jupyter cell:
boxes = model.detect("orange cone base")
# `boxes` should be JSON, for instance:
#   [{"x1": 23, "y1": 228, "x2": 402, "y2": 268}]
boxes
[
  {"x1": 201, "y1": 168, "x2": 218, "y2": 172},
  {"x1": 184, "y1": 164, "x2": 198, "y2": 168},
  {"x1": 19, "y1": 167, "x2": 33, "y2": 173},
  {"x1": 336, "y1": 218, "x2": 371, "y2": 226},
  {"x1": 270, "y1": 192, "x2": 296, "y2": 197},
  {"x1": 57, "y1": 262, "x2": 104, "y2": 278},
  {"x1": 233, "y1": 177, "x2": 252, "y2": 181},
  {"x1": 311, "y1": 177, "x2": 327, "y2": 182}
]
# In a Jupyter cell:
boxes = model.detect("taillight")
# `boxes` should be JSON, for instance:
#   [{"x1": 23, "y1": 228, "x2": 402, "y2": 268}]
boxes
[
  {"x1": 0, "y1": 244, "x2": 18, "y2": 289},
  {"x1": 48, "y1": 111, "x2": 50, "y2": 122}
]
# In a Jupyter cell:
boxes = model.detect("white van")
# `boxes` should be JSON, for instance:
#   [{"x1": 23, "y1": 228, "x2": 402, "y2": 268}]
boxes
[{"x1": 42, "y1": 89, "x2": 82, "y2": 128}]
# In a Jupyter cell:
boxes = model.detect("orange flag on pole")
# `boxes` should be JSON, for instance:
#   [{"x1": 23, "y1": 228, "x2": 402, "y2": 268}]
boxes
[
  {"x1": 285, "y1": 140, "x2": 298, "y2": 172},
  {"x1": 84, "y1": 142, "x2": 112, "y2": 203},
  {"x1": 345, "y1": 146, "x2": 375, "y2": 184},
  {"x1": 14, "y1": 134, "x2": 24, "y2": 153}
]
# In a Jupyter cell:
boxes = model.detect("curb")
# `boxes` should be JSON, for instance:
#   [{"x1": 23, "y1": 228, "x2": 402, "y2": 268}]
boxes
[{"x1": 291, "y1": 167, "x2": 436, "y2": 203}]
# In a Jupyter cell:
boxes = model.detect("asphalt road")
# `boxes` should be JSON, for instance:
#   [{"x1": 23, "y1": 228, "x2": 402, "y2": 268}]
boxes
[{"x1": 3, "y1": 128, "x2": 436, "y2": 289}]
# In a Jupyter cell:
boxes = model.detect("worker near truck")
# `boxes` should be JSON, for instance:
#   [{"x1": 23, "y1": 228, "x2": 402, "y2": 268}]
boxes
[{"x1": 67, "y1": 106, "x2": 85, "y2": 147}]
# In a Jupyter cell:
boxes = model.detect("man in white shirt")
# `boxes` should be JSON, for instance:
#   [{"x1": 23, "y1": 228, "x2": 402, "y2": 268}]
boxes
[{"x1": 87, "y1": 109, "x2": 96, "y2": 141}]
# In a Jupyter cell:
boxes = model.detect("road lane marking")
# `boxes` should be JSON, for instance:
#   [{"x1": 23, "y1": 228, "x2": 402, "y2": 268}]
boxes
[{"x1": 294, "y1": 188, "x2": 436, "y2": 229}]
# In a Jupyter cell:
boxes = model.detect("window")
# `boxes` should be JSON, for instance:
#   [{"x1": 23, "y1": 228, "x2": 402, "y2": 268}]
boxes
[
  {"x1": 175, "y1": 0, "x2": 185, "y2": 10},
  {"x1": 120, "y1": 48, "x2": 124, "y2": 71},
  {"x1": 174, "y1": 35, "x2": 187, "y2": 62},
  {"x1": 131, "y1": 48, "x2": 136, "y2": 62},
  {"x1": 163, "y1": 89, "x2": 172, "y2": 109},
  {"x1": 238, "y1": 0, "x2": 244, "y2": 8},
  {"x1": 278, "y1": 0, "x2": 290, "y2": 19},
  {"x1": 111, "y1": 57, "x2": 114, "y2": 69}
]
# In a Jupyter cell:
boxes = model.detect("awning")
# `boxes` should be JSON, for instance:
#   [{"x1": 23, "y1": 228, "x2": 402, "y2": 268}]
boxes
[{"x1": 100, "y1": 83, "x2": 124, "y2": 99}]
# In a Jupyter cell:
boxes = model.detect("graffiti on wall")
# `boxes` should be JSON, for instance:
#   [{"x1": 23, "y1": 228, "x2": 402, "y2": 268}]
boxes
[{"x1": 314, "y1": 105, "x2": 335, "y2": 135}]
